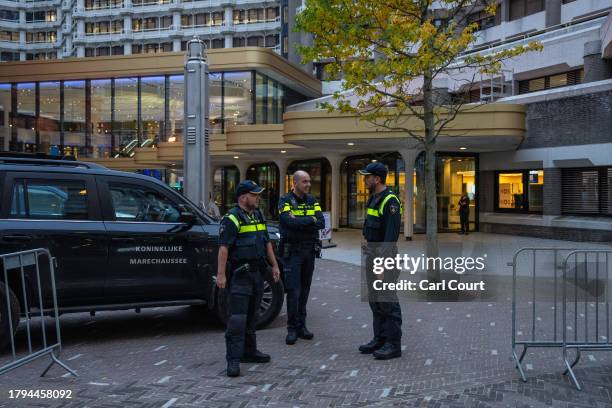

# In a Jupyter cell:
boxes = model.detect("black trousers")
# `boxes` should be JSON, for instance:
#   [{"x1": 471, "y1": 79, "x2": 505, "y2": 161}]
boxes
[
  {"x1": 225, "y1": 261, "x2": 264, "y2": 362},
  {"x1": 364, "y1": 251, "x2": 402, "y2": 345},
  {"x1": 283, "y1": 244, "x2": 316, "y2": 331},
  {"x1": 460, "y1": 209, "x2": 469, "y2": 233}
]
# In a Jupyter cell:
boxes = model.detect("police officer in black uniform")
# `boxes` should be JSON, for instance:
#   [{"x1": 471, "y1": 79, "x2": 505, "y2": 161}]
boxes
[
  {"x1": 358, "y1": 162, "x2": 403, "y2": 360},
  {"x1": 217, "y1": 180, "x2": 281, "y2": 377},
  {"x1": 278, "y1": 170, "x2": 325, "y2": 345}
]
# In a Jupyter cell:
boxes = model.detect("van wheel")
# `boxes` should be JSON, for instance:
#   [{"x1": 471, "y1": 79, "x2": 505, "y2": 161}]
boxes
[
  {"x1": 0, "y1": 285, "x2": 20, "y2": 351},
  {"x1": 215, "y1": 275, "x2": 285, "y2": 329}
]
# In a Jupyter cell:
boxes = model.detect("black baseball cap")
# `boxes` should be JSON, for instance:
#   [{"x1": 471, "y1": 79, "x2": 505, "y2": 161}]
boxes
[
  {"x1": 235, "y1": 180, "x2": 265, "y2": 198},
  {"x1": 358, "y1": 162, "x2": 388, "y2": 178}
]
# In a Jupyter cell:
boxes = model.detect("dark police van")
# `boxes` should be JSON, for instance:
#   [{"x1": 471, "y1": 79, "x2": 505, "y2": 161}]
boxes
[{"x1": 0, "y1": 155, "x2": 284, "y2": 349}]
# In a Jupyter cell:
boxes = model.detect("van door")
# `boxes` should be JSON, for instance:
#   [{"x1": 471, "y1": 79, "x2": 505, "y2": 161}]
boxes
[
  {"x1": 0, "y1": 172, "x2": 107, "y2": 306},
  {"x1": 98, "y1": 176, "x2": 211, "y2": 302}
]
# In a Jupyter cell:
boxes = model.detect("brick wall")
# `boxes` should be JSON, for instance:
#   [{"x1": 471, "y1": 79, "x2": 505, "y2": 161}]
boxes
[
  {"x1": 520, "y1": 90, "x2": 612, "y2": 149},
  {"x1": 480, "y1": 222, "x2": 612, "y2": 242},
  {"x1": 542, "y1": 167, "x2": 561, "y2": 216}
]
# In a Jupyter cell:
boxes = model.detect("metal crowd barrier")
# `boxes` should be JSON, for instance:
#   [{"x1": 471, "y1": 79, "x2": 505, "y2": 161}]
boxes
[
  {"x1": 510, "y1": 247, "x2": 612, "y2": 390},
  {"x1": 510, "y1": 248, "x2": 579, "y2": 383},
  {"x1": 0, "y1": 248, "x2": 77, "y2": 377},
  {"x1": 562, "y1": 249, "x2": 612, "y2": 391}
]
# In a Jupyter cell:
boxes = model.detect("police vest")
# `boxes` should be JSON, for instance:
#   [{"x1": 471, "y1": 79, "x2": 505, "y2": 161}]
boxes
[
  {"x1": 363, "y1": 191, "x2": 403, "y2": 242},
  {"x1": 224, "y1": 208, "x2": 267, "y2": 262},
  {"x1": 280, "y1": 193, "x2": 322, "y2": 242}
]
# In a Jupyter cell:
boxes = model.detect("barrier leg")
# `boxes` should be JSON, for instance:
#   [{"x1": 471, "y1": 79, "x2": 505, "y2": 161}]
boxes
[
  {"x1": 40, "y1": 350, "x2": 78, "y2": 378},
  {"x1": 563, "y1": 348, "x2": 581, "y2": 391},
  {"x1": 512, "y1": 345, "x2": 528, "y2": 381}
]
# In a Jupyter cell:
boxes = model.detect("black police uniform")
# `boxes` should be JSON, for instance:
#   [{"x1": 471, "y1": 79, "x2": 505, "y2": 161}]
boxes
[
  {"x1": 362, "y1": 186, "x2": 403, "y2": 354},
  {"x1": 219, "y1": 204, "x2": 269, "y2": 363},
  {"x1": 278, "y1": 191, "x2": 324, "y2": 338}
]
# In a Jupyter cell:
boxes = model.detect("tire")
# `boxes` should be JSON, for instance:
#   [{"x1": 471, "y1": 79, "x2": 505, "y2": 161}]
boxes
[
  {"x1": 0, "y1": 284, "x2": 20, "y2": 351},
  {"x1": 215, "y1": 272, "x2": 285, "y2": 329}
]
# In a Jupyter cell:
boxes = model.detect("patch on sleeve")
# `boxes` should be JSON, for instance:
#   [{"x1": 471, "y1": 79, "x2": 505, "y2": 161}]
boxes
[
  {"x1": 219, "y1": 223, "x2": 225, "y2": 235},
  {"x1": 389, "y1": 203, "x2": 399, "y2": 215}
]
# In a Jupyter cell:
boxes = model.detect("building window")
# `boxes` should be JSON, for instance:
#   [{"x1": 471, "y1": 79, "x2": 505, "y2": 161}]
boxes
[
  {"x1": 26, "y1": 11, "x2": 56, "y2": 23},
  {"x1": 518, "y1": 69, "x2": 583, "y2": 94},
  {"x1": 233, "y1": 37, "x2": 246, "y2": 47},
  {"x1": 496, "y1": 170, "x2": 544, "y2": 212},
  {"x1": 212, "y1": 38, "x2": 224, "y2": 48},
  {"x1": 467, "y1": 7, "x2": 501, "y2": 31},
  {"x1": 247, "y1": 36, "x2": 264, "y2": 47},
  {"x1": 562, "y1": 167, "x2": 612, "y2": 216},
  {"x1": 0, "y1": 31, "x2": 20, "y2": 42},
  {"x1": 265, "y1": 34, "x2": 279, "y2": 47},
  {"x1": 266, "y1": 7, "x2": 279, "y2": 20},
  {"x1": 509, "y1": 0, "x2": 544, "y2": 20},
  {"x1": 212, "y1": 12, "x2": 224, "y2": 25},
  {"x1": 0, "y1": 10, "x2": 20, "y2": 22},
  {"x1": 233, "y1": 9, "x2": 245, "y2": 24},
  {"x1": 85, "y1": 0, "x2": 123, "y2": 10}
]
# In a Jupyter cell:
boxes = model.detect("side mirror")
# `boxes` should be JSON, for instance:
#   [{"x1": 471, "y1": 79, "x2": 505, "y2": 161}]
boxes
[{"x1": 179, "y1": 210, "x2": 197, "y2": 226}]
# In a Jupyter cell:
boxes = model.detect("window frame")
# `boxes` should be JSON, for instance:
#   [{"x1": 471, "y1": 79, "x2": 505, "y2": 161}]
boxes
[
  {"x1": 0, "y1": 172, "x2": 100, "y2": 221},
  {"x1": 494, "y1": 169, "x2": 544, "y2": 214},
  {"x1": 97, "y1": 175, "x2": 208, "y2": 224}
]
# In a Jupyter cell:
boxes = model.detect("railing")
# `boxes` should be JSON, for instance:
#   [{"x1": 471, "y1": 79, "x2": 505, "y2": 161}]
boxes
[{"x1": 0, "y1": 248, "x2": 77, "y2": 378}]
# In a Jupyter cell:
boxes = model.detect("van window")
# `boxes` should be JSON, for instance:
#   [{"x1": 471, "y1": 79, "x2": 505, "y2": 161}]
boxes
[
  {"x1": 109, "y1": 183, "x2": 181, "y2": 222},
  {"x1": 10, "y1": 179, "x2": 89, "y2": 220}
]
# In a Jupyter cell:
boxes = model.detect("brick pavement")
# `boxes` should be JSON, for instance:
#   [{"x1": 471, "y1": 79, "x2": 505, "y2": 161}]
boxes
[{"x1": 1, "y1": 259, "x2": 612, "y2": 407}]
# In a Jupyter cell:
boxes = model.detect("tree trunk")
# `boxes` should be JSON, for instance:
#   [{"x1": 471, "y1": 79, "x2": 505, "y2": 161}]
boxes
[{"x1": 423, "y1": 69, "x2": 440, "y2": 282}]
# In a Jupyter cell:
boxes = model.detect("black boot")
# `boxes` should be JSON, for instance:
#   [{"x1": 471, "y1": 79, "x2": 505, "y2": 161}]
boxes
[
  {"x1": 298, "y1": 327, "x2": 314, "y2": 340},
  {"x1": 373, "y1": 342, "x2": 401, "y2": 360},
  {"x1": 286, "y1": 330, "x2": 298, "y2": 345},
  {"x1": 358, "y1": 338, "x2": 385, "y2": 354},
  {"x1": 241, "y1": 350, "x2": 271, "y2": 363},
  {"x1": 227, "y1": 360, "x2": 240, "y2": 377}
]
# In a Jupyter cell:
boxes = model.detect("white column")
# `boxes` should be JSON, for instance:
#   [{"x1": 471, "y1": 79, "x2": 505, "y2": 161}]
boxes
[
  {"x1": 77, "y1": 20, "x2": 85, "y2": 36},
  {"x1": 173, "y1": 39, "x2": 181, "y2": 52},
  {"x1": 77, "y1": 46, "x2": 85, "y2": 57},
  {"x1": 326, "y1": 155, "x2": 343, "y2": 231},
  {"x1": 235, "y1": 161, "x2": 250, "y2": 181},
  {"x1": 399, "y1": 149, "x2": 420, "y2": 240},
  {"x1": 275, "y1": 159, "x2": 289, "y2": 196},
  {"x1": 224, "y1": 34, "x2": 233, "y2": 48},
  {"x1": 124, "y1": 15, "x2": 132, "y2": 32},
  {"x1": 124, "y1": 42, "x2": 132, "y2": 55},
  {"x1": 224, "y1": 6, "x2": 233, "y2": 26},
  {"x1": 173, "y1": 12, "x2": 181, "y2": 29}
]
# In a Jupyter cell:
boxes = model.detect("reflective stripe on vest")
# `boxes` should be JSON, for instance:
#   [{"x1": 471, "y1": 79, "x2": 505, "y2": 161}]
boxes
[
  {"x1": 225, "y1": 213, "x2": 267, "y2": 233},
  {"x1": 281, "y1": 201, "x2": 321, "y2": 216},
  {"x1": 367, "y1": 194, "x2": 402, "y2": 217}
]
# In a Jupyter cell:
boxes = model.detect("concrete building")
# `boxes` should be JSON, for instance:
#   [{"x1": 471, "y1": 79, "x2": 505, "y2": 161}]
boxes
[
  {"x1": 0, "y1": 0, "x2": 287, "y2": 62},
  {"x1": 0, "y1": 1, "x2": 611, "y2": 241}
]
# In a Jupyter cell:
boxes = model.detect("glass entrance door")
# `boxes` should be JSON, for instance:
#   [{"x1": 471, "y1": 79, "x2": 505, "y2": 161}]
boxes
[{"x1": 436, "y1": 155, "x2": 476, "y2": 232}]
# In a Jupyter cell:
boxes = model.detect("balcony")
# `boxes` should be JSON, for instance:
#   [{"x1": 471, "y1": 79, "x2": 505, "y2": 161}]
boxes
[
  {"x1": 22, "y1": 0, "x2": 62, "y2": 8},
  {"x1": 25, "y1": 20, "x2": 62, "y2": 30},
  {"x1": 0, "y1": 19, "x2": 21, "y2": 30},
  {"x1": 72, "y1": 6, "x2": 125, "y2": 18},
  {"x1": 131, "y1": 26, "x2": 173, "y2": 40},
  {"x1": 472, "y1": 11, "x2": 546, "y2": 47},
  {"x1": 233, "y1": 18, "x2": 280, "y2": 33},
  {"x1": 74, "y1": 30, "x2": 128, "y2": 43},
  {"x1": 180, "y1": 24, "x2": 225, "y2": 37}
]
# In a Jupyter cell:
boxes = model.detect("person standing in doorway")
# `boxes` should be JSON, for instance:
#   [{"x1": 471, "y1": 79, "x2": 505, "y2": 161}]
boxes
[{"x1": 458, "y1": 191, "x2": 470, "y2": 235}]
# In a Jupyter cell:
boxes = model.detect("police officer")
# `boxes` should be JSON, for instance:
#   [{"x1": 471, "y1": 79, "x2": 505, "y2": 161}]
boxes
[
  {"x1": 278, "y1": 170, "x2": 325, "y2": 345},
  {"x1": 217, "y1": 180, "x2": 281, "y2": 377},
  {"x1": 358, "y1": 162, "x2": 403, "y2": 360}
]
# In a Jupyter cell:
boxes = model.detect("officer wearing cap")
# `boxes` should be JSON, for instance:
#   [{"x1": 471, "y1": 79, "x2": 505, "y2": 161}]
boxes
[
  {"x1": 278, "y1": 170, "x2": 325, "y2": 345},
  {"x1": 358, "y1": 162, "x2": 403, "y2": 360},
  {"x1": 217, "y1": 180, "x2": 281, "y2": 377}
]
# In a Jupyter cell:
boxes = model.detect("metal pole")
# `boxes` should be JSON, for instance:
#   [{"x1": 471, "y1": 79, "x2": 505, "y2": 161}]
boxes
[{"x1": 183, "y1": 37, "x2": 210, "y2": 210}]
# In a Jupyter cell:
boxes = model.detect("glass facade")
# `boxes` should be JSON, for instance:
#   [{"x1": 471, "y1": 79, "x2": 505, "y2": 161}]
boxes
[
  {"x1": 213, "y1": 166, "x2": 239, "y2": 216},
  {"x1": 413, "y1": 152, "x2": 477, "y2": 233},
  {"x1": 0, "y1": 71, "x2": 298, "y2": 158},
  {"x1": 246, "y1": 163, "x2": 279, "y2": 219},
  {"x1": 286, "y1": 159, "x2": 331, "y2": 212},
  {"x1": 341, "y1": 153, "x2": 404, "y2": 229}
]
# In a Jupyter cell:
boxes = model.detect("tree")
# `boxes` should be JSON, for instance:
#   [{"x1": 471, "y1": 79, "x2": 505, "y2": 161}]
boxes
[{"x1": 295, "y1": 0, "x2": 542, "y2": 279}]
